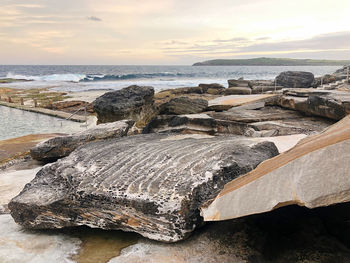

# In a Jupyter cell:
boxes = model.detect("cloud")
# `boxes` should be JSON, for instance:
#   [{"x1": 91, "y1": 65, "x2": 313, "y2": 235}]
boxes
[
  {"x1": 161, "y1": 31, "x2": 350, "y2": 58},
  {"x1": 87, "y1": 16, "x2": 102, "y2": 22}
]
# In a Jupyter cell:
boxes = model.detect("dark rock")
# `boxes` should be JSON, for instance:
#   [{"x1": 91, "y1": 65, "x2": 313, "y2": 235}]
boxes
[
  {"x1": 159, "y1": 97, "x2": 208, "y2": 115},
  {"x1": 93, "y1": 85, "x2": 157, "y2": 127},
  {"x1": 224, "y1": 87, "x2": 252, "y2": 95},
  {"x1": 228, "y1": 79, "x2": 250, "y2": 87},
  {"x1": 143, "y1": 114, "x2": 216, "y2": 134},
  {"x1": 9, "y1": 134, "x2": 278, "y2": 242},
  {"x1": 30, "y1": 120, "x2": 134, "y2": 162},
  {"x1": 198, "y1": 83, "x2": 225, "y2": 95},
  {"x1": 276, "y1": 71, "x2": 315, "y2": 88}
]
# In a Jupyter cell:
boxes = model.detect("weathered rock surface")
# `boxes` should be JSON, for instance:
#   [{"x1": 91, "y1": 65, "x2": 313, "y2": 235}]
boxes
[
  {"x1": 269, "y1": 94, "x2": 346, "y2": 120},
  {"x1": 202, "y1": 115, "x2": 350, "y2": 221},
  {"x1": 198, "y1": 83, "x2": 225, "y2": 94},
  {"x1": 159, "y1": 97, "x2": 208, "y2": 115},
  {"x1": 228, "y1": 79, "x2": 250, "y2": 87},
  {"x1": 143, "y1": 114, "x2": 217, "y2": 134},
  {"x1": 93, "y1": 85, "x2": 156, "y2": 127},
  {"x1": 30, "y1": 120, "x2": 134, "y2": 162},
  {"x1": 251, "y1": 86, "x2": 283, "y2": 94},
  {"x1": 276, "y1": 71, "x2": 314, "y2": 88},
  {"x1": 224, "y1": 87, "x2": 252, "y2": 95},
  {"x1": 208, "y1": 94, "x2": 277, "y2": 111},
  {"x1": 9, "y1": 134, "x2": 278, "y2": 242}
]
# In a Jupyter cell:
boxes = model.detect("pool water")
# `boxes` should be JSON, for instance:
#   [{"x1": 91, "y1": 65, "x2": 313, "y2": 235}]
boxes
[{"x1": 0, "y1": 105, "x2": 86, "y2": 140}]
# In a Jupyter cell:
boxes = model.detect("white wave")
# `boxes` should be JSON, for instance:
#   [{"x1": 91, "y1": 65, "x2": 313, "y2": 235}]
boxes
[{"x1": 6, "y1": 72, "x2": 86, "y2": 82}]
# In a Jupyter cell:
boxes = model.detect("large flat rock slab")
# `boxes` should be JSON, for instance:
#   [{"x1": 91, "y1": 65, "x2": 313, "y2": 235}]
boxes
[
  {"x1": 208, "y1": 94, "x2": 277, "y2": 111},
  {"x1": 9, "y1": 134, "x2": 278, "y2": 242},
  {"x1": 202, "y1": 115, "x2": 350, "y2": 221},
  {"x1": 30, "y1": 120, "x2": 134, "y2": 162}
]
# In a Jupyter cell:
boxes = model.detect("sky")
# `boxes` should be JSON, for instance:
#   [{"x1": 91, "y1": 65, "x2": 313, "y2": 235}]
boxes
[{"x1": 1, "y1": 0, "x2": 350, "y2": 65}]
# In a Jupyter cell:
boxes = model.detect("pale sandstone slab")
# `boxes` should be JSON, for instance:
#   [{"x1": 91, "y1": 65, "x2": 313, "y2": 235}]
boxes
[
  {"x1": 208, "y1": 94, "x2": 278, "y2": 111},
  {"x1": 202, "y1": 115, "x2": 350, "y2": 221}
]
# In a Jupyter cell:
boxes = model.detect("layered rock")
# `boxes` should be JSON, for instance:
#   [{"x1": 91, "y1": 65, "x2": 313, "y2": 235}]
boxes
[
  {"x1": 268, "y1": 94, "x2": 346, "y2": 120},
  {"x1": 9, "y1": 134, "x2": 278, "y2": 242},
  {"x1": 276, "y1": 71, "x2": 314, "y2": 88},
  {"x1": 93, "y1": 85, "x2": 156, "y2": 127},
  {"x1": 198, "y1": 83, "x2": 225, "y2": 95},
  {"x1": 159, "y1": 97, "x2": 208, "y2": 115},
  {"x1": 202, "y1": 115, "x2": 350, "y2": 221},
  {"x1": 30, "y1": 120, "x2": 134, "y2": 162},
  {"x1": 143, "y1": 114, "x2": 216, "y2": 134}
]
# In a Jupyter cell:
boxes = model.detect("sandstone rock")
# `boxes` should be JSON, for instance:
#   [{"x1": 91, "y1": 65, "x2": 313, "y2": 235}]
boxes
[
  {"x1": 276, "y1": 71, "x2": 314, "y2": 88},
  {"x1": 269, "y1": 95, "x2": 346, "y2": 120},
  {"x1": 93, "y1": 85, "x2": 156, "y2": 127},
  {"x1": 251, "y1": 86, "x2": 283, "y2": 94},
  {"x1": 202, "y1": 115, "x2": 350, "y2": 221},
  {"x1": 208, "y1": 94, "x2": 278, "y2": 111},
  {"x1": 143, "y1": 114, "x2": 216, "y2": 134},
  {"x1": 224, "y1": 87, "x2": 252, "y2": 95},
  {"x1": 159, "y1": 97, "x2": 208, "y2": 115},
  {"x1": 198, "y1": 83, "x2": 225, "y2": 95},
  {"x1": 228, "y1": 79, "x2": 250, "y2": 87},
  {"x1": 48, "y1": 100, "x2": 94, "y2": 114},
  {"x1": 9, "y1": 134, "x2": 278, "y2": 242},
  {"x1": 30, "y1": 120, "x2": 134, "y2": 162}
]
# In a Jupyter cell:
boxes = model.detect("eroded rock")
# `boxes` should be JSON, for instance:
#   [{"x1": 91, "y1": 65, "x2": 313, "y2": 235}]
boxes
[
  {"x1": 30, "y1": 120, "x2": 134, "y2": 161},
  {"x1": 9, "y1": 134, "x2": 278, "y2": 242},
  {"x1": 276, "y1": 71, "x2": 314, "y2": 88},
  {"x1": 93, "y1": 85, "x2": 156, "y2": 127},
  {"x1": 202, "y1": 115, "x2": 350, "y2": 221},
  {"x1": 159, "y1": 97, "x2": 208, "y2": 115}
]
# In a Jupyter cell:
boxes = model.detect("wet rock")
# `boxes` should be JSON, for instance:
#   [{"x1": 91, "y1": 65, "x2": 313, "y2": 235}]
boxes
[
  {"x1": 30, "y1": 120, "x2": 134, "y2": 162},
  {"x1": 159, "y1": 97, "x2": 208, "y2": 115},
  {"x1": 276, "y1": 71, "x2": 314, "y2": 88},
  {"x1": 143, "y1": 114, "x2": 216, "y2": 134},
  {"x1": 93, "y1": 85, "x2": 156, "y2": 127},
  {"x1": 9, "y1": 134, "x2": 278, "y2": 242},
  {"x1": 202, "y1": 115, "x2": 350, "y2": 221}
]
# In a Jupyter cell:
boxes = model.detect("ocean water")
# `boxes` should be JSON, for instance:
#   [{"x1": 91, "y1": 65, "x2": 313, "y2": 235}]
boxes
[{"x1": 0, "y1": 65, "x2": 340, "y2": 92}]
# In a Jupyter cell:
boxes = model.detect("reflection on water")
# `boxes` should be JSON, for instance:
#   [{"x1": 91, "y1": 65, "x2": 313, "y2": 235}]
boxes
[{"x1": 0, "y1": 106, "x2": 85, "y2": 140}]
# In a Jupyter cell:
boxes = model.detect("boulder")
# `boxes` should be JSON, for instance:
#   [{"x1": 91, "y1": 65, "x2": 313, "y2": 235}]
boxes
[
  {"x1": 30, "y1": 120, "x2": 134, "y2": 162},
  {"x1": 93, "y1": 85, "x2": 156, "y2": 127},
  {"x1": 9, "y1": 134, "x2": 278, "y2": 242},
  {"x1": 275, "y1": 71, "x2": 314, "y2": 88},
  {"x1": 201, "y1": 115, "x2": 350, "y2": 221},
  {"x1": 159, "y1": 97, "x2": 208, "y2": 115}
]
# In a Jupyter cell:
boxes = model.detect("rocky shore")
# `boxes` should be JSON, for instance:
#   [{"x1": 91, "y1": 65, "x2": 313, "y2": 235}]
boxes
[{"x1": 1, "y1": 66, "x2": 350, "y2": 262}]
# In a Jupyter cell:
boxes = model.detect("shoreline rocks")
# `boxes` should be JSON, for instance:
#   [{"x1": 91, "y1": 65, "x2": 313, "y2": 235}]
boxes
[
  {"x1": 30, "y1": 120, "x2": 134, "y2": 162},
  {"x1": 93, "y1": 85, "x2": 157, "y2": 127},
  {"x1": 9, "y1": 134, "x2": 278, "y2": 242},
  {"x1": 202, "y1": 115, "x2": 350, "y2": 221},
  {"x1": 275, "y1": 71, "x2": 315, "y2": 88}
]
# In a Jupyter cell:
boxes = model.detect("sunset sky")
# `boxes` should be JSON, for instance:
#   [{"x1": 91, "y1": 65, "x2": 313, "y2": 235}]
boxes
[{"x1": 1, "y1": 0, "x2": 350, "y2": 64}]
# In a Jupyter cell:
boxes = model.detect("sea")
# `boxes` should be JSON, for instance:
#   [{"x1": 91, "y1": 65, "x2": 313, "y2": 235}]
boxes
[{"x1": 0, "y1": 65, "x2": 341, "y2": 92}]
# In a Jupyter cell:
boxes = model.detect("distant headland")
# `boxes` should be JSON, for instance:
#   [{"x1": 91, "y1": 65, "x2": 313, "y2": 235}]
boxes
[{"x1": 192, "y1": 57, "x2": 350, "y2": 66}]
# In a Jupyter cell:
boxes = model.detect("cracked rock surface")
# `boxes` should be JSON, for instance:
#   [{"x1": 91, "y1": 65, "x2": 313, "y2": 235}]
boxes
[{"x1": 9, "y1": 134, "x2": 278, "y2": 242}]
